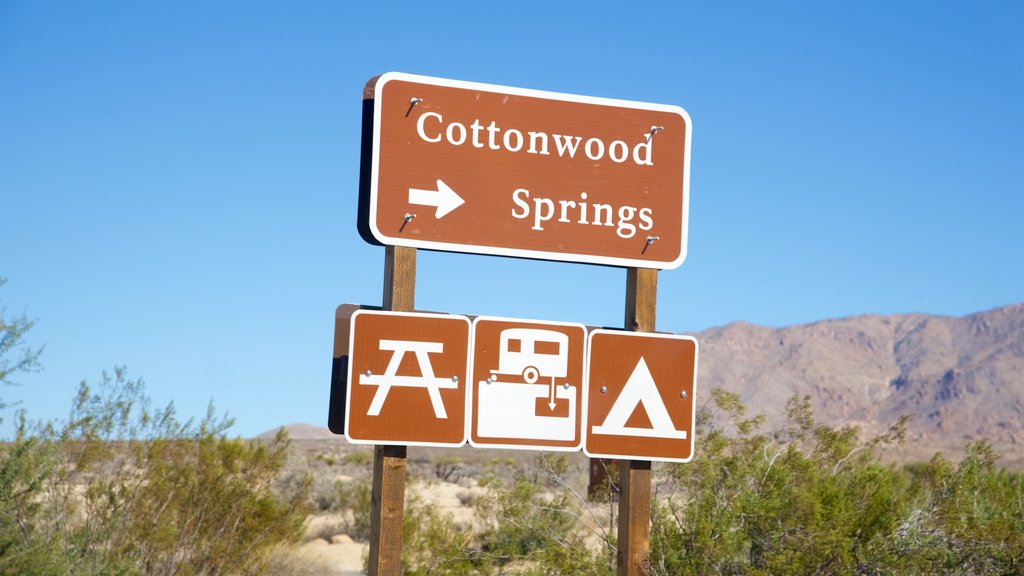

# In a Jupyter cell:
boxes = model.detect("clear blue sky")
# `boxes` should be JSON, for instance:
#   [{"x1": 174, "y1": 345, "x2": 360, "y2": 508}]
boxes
[{"x1": 2, "y1": 1, "x2": 1021, "y2": 438}]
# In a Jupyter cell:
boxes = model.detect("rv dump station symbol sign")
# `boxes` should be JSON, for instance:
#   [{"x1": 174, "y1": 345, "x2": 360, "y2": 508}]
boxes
[
  {"x1": 345, "y1": 310, "x2": 470, "y2": 447},
  {"x1": 584, "y1": 330, "x2": 699, "y2": 463},
  {"x1": 469, "y1": 317, "x2": 587, "y2": 451},
  {"x1": 362, "y1": 72, "x2": 692, "y2": 269}
]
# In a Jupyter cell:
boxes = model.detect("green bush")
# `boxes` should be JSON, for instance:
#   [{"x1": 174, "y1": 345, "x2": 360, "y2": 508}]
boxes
[
  {"x1": 402, "y1": 487, "x2": 475, "y2": 575},
  {"x1": 0, "y1": 369, "x2": 308, "y2": 576},
  {"x1": 396, "y1": 454, "x2": 615, "y2": 576},
  {"x1": 332, "y1": 477, "x2": 373, "y2": 542},
  {"x1": 342, "y1": 450, "x2": 374, "y2": 466},
  {"x1": 648, "y1": 390, "x2": 1024, "y2": 576},
  {"x1": 0, "y1": 278, "x2": 43, "y2": 410}
]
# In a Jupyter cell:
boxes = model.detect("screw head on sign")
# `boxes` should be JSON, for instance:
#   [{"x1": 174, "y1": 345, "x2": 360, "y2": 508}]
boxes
[
  {"x1": 680, "y1": 390, "x2": 687, "y2": 398},
  {"x1": 410, "y1": 97, "x2": 423, "y2": 106},
  {"x1": 563, "y1": 382, "x2": 569, "y2": 390},
  {"x1": 600, "y1": 386, "x2": 608, "y2": 394},
  {"x1": 452, "y1": 375, "x2": 459, "y2": 383},
  {"x1": 364, "y1": 370, "x2": 371, "y2": 378},
  {"x1": 404, "y1": 213, "x2": 416, "y2": 223},
  {"x1": 646, "y1": 236, "x2": 660, "y2": 245}
]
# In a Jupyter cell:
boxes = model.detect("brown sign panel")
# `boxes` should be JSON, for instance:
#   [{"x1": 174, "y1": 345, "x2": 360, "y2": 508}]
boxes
[
  {"x1": 362, "y1": 72, "x2": 692, "y2": 269},
  {"x1": 584, "y1": 330, "x2": 698, "y2": 463},
  {"x1": 345, "y1": 309, "x2": 470, "y2": 447},
  {"x1": 468, "y1": 317, "x2": 587, "y2": 451}
]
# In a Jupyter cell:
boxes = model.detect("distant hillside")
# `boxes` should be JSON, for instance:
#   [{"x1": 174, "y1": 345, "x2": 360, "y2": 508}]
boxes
[
  {"x1": 258, "y1": 423, "x2": 337, "y2": 441},
  {"x1": 697, "y1": 304, "x2": 1024, "y2": 465},
  {"x1": 268, "y1": 304, "x2": 1024, "y2": 465}
]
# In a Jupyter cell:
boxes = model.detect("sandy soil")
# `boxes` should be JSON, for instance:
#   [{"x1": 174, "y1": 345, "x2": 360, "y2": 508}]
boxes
[
  {"x1": 266, "y1": 438, "x2": 604, "y2": 575},
  {"x1": 272, "y1": 479, "x2": 486, "y2": 575}
]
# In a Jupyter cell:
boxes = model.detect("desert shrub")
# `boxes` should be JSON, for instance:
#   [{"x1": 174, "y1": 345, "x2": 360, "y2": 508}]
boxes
[
  {"x1": 120, "y1": 432, "x2": 306, "y2": 574},
  {"x1": 382, "y1": 451, "x2": 615, "y2": 576},
  {"x1": 470, "y1": 456, "x2": 615, "y2": 576},
  {"x1": 342, "y1": 450, "x2": 374, "y2": 466},
  {"x1": 0, "y1": 368, "x2": 308, "y2": 576},
  {"x1": 332, "y1": 477, "x2": 373, "y2": 541},
  {"x1": 434, "y1": 454, "x2": 463, "y2": 482},
  {"x1": 894, "y1": 442, "x2": 1024, "y2": 574},
  {"x1": 315, "y1": 452, "x2": 337, "y2": 466},
  {"x1": 0, "y1": 278, "x2": 43, "y2": 410},
  {"x1": 648, "y1": 390, "x2": 1024, "y2": 576},
  {"x1": 649, "y1": 391, "x2": 912, "y2": 575},
  {"x1": 402, "y1": 489, "x2": 475, "y2": 575},
  {"x1": 413, "y1": 455, "x2": 610, "y2": 575},
  {"x1": 0, "y1": 422, "x2": 69, "y2": 575}
]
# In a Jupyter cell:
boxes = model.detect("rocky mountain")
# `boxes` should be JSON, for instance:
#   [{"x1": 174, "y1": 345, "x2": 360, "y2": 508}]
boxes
[{"x1": 696, "y1": 304, "x2": 1024, "y2": 465}]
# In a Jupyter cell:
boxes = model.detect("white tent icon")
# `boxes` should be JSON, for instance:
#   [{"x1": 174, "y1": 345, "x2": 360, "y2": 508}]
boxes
[{"x1": 592, "y1": 357, "x2": 688, "y2": 439}]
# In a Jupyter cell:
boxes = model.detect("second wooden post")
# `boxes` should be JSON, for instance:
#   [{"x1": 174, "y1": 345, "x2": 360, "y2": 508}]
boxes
[{"x1": 618, "y1": 267, "x2": 657, "y2": 576}]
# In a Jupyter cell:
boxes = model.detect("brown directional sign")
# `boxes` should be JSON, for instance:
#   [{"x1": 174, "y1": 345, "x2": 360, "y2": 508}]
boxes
[
  {"x1": 584, "y1": 330, "x2": 698, "y2": 463},
  {"x1": 360, "y1": 72, "x2": 692, "y2": 269},
  {"x1": 345, "y1": 309, "x2": 471, "y2": 447},
  {"x1": 468, "y1": 316, "x2": 587, "y2": 451}
]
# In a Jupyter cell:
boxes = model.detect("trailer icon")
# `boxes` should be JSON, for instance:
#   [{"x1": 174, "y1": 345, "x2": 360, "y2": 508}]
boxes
[{"x1": 490, "y1": 328, "x2": 569, "y2": 385}]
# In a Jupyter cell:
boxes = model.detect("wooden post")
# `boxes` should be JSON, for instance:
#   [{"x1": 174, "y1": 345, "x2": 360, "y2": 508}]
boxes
[
  {"x1": 382, "y1": 245, "x2": 415, "y2": 312},
  {"x1": 617, "y1": 267, "x2": 657, "y2": 576},
  {"x1": 618, "y1": 459, "x2": 653, "y2": 575},
  {"x1": 368, "y1": 443, "x2": 407, "y2": 575},
  {"x1": 367, "y1": 245, "x2": 416, "y2": 576},
  {"x1": 624, "y1": 267, "x2": 657, "y2": 333}
]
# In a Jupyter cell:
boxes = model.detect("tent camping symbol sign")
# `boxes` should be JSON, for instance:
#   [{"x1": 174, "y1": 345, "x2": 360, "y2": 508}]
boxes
[
  {"x1": 345, "y1": 310, "x2": 470, "y2": 447},
  {"x1": 584, "y1": 330, "x2": 698, "y2": 463}
]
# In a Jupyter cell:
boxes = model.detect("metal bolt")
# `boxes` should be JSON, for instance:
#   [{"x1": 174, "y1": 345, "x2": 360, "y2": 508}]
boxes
[
  {"x1": 680, "y1": 390, "x2": 687, "y2": 398},
  {"x1": 563, "y1": 383, "x2": 570, "y2": 390},
  {"x1": 452, "y1": 375, "x2": 459, "y2": 383},
  {"x1": 600, "y1": 386, "x2": 608, "y2": 394},
  {"x1": 364, "y1": 370, "x2": 372, "y2": 378},
  {"x1": 410, "y1": 97, "x2": 423, "y2": 106},
  {"x1": 650, "y1": 125, "x2": 664, "y2": 135},
  {"x1": 646, "y1": 236, "x2": 660, "y2": 245},
  {"x1": 404, "y1": 213, "x2": 416, "y2": 223}
]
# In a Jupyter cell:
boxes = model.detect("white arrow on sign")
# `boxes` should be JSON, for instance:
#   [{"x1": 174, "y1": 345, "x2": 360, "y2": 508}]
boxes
[{"x1": 408, "y1": 179, "x2": 465, "y2": 219}]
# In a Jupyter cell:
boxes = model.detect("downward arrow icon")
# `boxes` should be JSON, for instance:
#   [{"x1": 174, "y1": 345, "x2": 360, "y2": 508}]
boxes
[{"x1": 408, "y1": 179, "x2": 465, "y2": 219}]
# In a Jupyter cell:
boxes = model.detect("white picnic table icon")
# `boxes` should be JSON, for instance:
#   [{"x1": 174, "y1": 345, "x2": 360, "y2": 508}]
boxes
[{"x1": 359, "y1": 339, "x2": 457, "y2": 419}]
